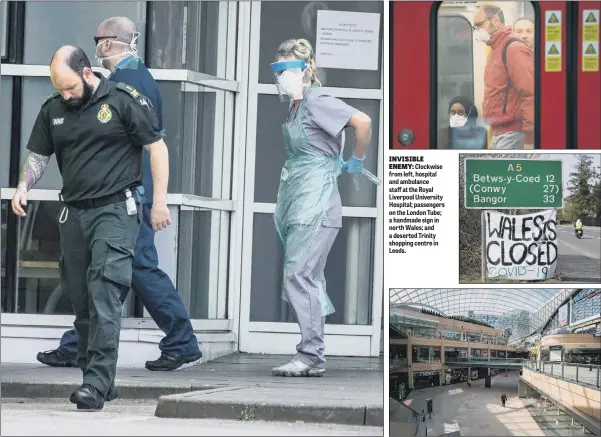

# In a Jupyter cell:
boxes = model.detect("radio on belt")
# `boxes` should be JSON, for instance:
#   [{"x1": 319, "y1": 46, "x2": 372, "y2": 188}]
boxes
[{"x1": 125, "y1": 189, "x2": 137, "y2": 215}]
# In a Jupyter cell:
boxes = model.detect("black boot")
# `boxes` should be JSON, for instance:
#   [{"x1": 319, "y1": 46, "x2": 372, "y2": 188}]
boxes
[
  {"x1": 70, "y1": 383, "x2": 118, "y2": 404},
  {"x1": 145, "y1": 351, "x2": 202, "y2": 371},
  {"x1": 36, "y1": 349, "x2": 78, "y2": 367},
  {"x1": 69, "y1": 384, "x2": 105, "y2": 411}
]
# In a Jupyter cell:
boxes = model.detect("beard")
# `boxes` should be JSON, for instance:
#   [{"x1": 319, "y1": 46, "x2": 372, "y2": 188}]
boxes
[{"x1": 61, "y1": 75, "x2": 94, "y2": 108}]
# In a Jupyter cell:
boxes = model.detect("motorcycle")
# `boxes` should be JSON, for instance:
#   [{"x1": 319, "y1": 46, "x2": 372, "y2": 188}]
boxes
[{"x1": 575, "y1": 228, "x2": 583, "y2": 239}]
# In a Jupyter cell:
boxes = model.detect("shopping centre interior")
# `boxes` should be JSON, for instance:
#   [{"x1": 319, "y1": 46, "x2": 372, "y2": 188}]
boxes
[{"x1": 389, "y1": 289, "x2": 601, "y2": 437}]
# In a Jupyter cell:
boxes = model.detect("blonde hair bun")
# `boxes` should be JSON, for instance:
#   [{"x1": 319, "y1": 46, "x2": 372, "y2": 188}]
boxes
[{"x1": 276, "y1": 38, "x2": 321, "y2": 86}]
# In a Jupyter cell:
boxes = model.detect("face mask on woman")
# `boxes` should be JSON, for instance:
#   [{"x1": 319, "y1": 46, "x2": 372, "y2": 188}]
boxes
[
  {"x1": 450, "y1": 114, "x2": 468, "y2": 128},
  {"x1": 277, "y1": 69, "x2": 305, "y2": 100}
]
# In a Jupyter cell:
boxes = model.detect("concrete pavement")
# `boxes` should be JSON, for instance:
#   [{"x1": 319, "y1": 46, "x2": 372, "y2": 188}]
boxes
[
  {"x1": 555, "y1": 225, "x2": 601, "y2": 283},
  {"x1": 0, "y1": 398, "x2": 383, "y2": 436},
  {"x1": 0, "y1": 353, "x2": 383, "y2": 427},
  {"x1": 390, "y1": 371, "x2": 593, "y2": 436}
]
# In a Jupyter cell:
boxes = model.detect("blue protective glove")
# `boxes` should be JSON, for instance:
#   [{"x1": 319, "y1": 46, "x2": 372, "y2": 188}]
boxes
[{"x1": 343, "y1": 154, "x2": 365, "y2": 174}]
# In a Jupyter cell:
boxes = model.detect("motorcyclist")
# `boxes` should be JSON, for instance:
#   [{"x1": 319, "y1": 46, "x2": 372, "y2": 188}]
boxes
[{"x1": 575, "y1": 219, "x2": 583, "y2": 235}]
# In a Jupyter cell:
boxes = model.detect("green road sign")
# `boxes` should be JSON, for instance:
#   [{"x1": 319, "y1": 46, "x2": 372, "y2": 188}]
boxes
[{"x1": 464, "y1": 159, "x2": 563, "y2": 209}]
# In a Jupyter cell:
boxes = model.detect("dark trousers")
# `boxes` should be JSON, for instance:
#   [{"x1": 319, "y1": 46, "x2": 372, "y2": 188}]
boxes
[
  {"x1": 58, "y1": 204, "x2": 199, "y2": 360},
  {"x1": 59, "y1": 201, "x2": 140, "y2": 396}
]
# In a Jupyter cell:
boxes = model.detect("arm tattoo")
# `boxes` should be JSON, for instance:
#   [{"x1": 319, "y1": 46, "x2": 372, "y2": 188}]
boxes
[{"x1": 18, "y1": 152, "x2": 50, "y2": 191}]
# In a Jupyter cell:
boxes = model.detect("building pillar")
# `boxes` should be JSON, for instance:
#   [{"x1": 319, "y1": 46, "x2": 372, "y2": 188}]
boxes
[{"x1": 409, "y1": 371, "x2": 414, "y2": 389}]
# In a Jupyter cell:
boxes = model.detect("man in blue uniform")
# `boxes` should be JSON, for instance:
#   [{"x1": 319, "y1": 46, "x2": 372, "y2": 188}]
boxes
[{"x1": 36, "y1": 17, "x2": 202, "y2": 372}]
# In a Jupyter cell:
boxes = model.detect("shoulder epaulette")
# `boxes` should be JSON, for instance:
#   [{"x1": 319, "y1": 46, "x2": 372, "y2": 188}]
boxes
[
  {"x1": 115, "y1": 82, "x2": 153, "y2": 110},
  {"x1": 115, "y1": 82, "x2": 141, "y2": 99}
]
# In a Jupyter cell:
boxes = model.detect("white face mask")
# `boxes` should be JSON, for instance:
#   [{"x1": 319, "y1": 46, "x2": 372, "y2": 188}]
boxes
[
  {"x1": 95, "y1": 31, "x2": 140, "y2": 70},
  {"x1": 450, "y1": 114, "x2": 468, "y2": 128},
  {"x1": 278, "y1": 69, "x2": 305, "y2": 100},
  {"x1": 474, "y1": 28, "x2": 491, "y2": 43}
]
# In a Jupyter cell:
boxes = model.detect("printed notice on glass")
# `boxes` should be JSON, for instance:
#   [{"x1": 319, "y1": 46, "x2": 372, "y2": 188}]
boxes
[{"x1": 315, "y1": 10, "x2": 380, "y2": 70}]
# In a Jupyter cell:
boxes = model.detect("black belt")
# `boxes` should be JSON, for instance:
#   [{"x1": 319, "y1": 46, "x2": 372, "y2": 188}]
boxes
[{"x1": 61, "y1": 187, "x2": 138, "y2": 210}]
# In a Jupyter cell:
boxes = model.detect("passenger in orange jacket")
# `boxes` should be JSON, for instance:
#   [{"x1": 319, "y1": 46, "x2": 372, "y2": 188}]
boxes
[{"x1": 473, "y1": 5, "x2": 534, "y2": 149}]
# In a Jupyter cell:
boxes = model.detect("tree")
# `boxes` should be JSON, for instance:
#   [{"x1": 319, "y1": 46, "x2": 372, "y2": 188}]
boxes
[
  {"x1": 561, "y1": 199, "x2": 580, "y2": 223},
  {"x1": 566, "y1": 155, "x2": 597, "y2": 219},
  {"x1": 591, "y1": 165, "x2": 601, "y2": 221}
]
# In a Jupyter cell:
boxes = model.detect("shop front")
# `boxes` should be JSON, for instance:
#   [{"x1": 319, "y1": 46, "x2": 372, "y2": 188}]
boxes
[
  {"x1": 437, "y1": 328, "x2": 462, "y2": 341},
  {"x1": 413, "y1": 370, "x2": 440, "y2": 389},
  {"x1": 412, "y1": 346, "x2": 442, "y2": 364},
  {"x1": 444, "y1": 347, "x2": 468, "y2": 360},
  {"x1": 549, "y1": 345, "x2": 564, "y2": 362},
  {"x1": 445, "y1": 368, "x2": 469, "y2": 385}
]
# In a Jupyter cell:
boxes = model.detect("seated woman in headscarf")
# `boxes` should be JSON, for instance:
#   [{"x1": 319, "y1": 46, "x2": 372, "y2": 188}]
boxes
[{"x1": 438, "y1": 96, "x2": 488, "y2": 149}]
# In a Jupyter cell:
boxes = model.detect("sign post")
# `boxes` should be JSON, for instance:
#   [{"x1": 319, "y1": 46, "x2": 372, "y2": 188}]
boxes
[{"x1": 464, "y1": 159, "x2": 563, "y2": 209}]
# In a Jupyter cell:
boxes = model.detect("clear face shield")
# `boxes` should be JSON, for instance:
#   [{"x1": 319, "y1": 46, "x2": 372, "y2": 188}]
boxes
[{"x1": 270, "y1": 60, "x2": 311, "y2": 102}]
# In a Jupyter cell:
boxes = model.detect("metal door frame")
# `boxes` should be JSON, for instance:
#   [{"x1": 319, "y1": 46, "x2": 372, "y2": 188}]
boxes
[{"x1": 237, "y1": 1, "x2": 384, "y2": 357}]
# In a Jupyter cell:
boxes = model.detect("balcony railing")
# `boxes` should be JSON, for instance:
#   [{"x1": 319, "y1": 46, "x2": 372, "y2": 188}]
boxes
[
  {"x1": 412, "y1": 357, "x2": 442, "y2": 364},
  {"x1": 525, "y1": 361, "x2": 601, "y2": 388},
  {"x1": 411, "y1": 332, "x2": 439, "y2": 340},
  {"x1": 446, "y1": 357, "x2": 527, "y2": 364}
]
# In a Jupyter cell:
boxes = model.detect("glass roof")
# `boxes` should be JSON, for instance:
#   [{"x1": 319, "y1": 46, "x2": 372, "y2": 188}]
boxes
[
  {"x1": 390, "y1": 289, "x2": 568, "y2": 316},
  {"x1": 390, "y1": 289, "x2": 575, "y2": 341}
]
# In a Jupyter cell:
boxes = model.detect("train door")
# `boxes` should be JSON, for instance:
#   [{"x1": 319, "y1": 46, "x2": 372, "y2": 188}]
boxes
[
  {"x1": 391, "y1": 1, "x2": 601, "y2": 149},
  {"x1": 576, "y1": 2, "x2": 601, "y2": 148}
]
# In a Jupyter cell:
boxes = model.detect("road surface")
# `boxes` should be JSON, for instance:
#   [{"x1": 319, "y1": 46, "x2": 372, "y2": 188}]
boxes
[
  {"x1": 555, "y1": 225, "x2": 601, "y2": 283},
  {"x1": 0, "y1": 398, "x2": 383, "y2": 437}
]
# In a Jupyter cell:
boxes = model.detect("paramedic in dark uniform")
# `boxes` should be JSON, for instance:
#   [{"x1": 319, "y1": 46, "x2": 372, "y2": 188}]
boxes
[
  {"x1": 36, "y1": 16, "x2": 202, "y2": 372},
  {"x1": 11, "y1": 45, "x2": 170, "y2": 410}
]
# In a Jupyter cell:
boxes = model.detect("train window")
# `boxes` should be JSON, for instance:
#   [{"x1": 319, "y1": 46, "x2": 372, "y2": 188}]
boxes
[{"x1": 437, "y1": 1, "x2": 536, "y2": 150}]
